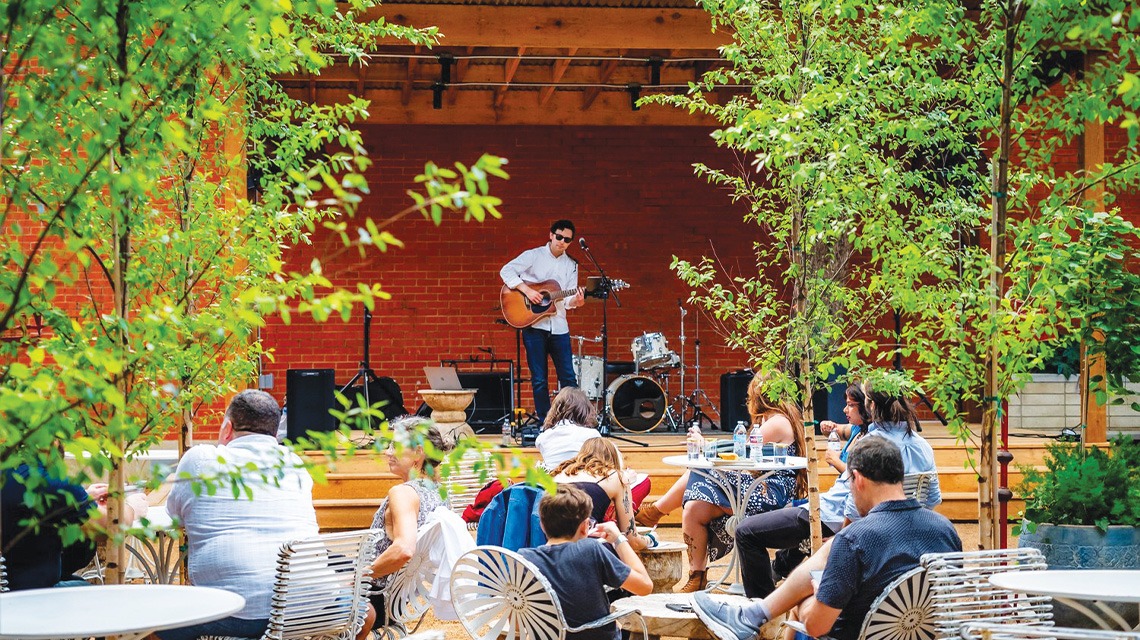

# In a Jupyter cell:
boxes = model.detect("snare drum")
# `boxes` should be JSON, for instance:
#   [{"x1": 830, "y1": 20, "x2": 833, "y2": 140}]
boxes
[
  {"x1": 573, "y1": 355, "x2": 604, "y2": 400},
  {"x1": 631, "y1": 332, "x2": 678, "y2": 370},
  {"x1": 605, "y1": 375, "x2": 666, "y2": 432}
]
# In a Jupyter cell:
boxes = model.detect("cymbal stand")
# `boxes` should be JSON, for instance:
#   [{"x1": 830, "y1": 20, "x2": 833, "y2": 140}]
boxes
[
  {"x1": 578, "y1": 240, "x2": 646, "y2": 447},
  {"x1": 674, "y1": 302, "x2": 720, "y2": 430}
]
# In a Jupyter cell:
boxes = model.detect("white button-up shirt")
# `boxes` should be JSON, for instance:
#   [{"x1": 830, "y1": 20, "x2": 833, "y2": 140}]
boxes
[
  {"x1": 167, "y1": 434, "x2": 319, "y2": 619},
  {"x1": 500, "y1": 243, "x2": 579, "y2": 334}
]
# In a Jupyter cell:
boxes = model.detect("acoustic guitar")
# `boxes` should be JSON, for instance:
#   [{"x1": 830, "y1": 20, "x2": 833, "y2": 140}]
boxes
[{"x1": 499, "y1": 279, "x2": 628, "y2": 328}]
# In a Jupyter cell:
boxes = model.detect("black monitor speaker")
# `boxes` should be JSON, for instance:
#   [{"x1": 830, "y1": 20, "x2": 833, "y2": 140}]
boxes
[
  {"x1": 456, "y1": 372, "x2": 512, "y2": 432},
  {"x1": 286, "y1": 368, "x2": 336, "y2": 440},
  {"x1": 720, "y1": 369, "x2": 753, "y2": 430}
]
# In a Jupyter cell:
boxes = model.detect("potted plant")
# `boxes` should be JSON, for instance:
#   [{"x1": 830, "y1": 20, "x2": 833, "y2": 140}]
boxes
[{"x1": 1016, "y1": 435, "x2": 1140, "y2": 569}]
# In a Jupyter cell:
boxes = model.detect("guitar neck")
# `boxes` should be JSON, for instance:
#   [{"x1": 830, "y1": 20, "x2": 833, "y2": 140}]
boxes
[{"x1": 546, "y1": 288, "x2": 578, "y2": 301}]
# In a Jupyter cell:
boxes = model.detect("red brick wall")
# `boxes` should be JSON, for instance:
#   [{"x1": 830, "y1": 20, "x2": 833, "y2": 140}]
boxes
[{"x1": 262, "y1": 125, "x2": 761, "y2": 428}]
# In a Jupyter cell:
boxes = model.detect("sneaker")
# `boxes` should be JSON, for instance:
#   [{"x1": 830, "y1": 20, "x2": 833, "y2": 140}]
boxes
[{"x1": 692, "y1": 591, "x2": 760, "y2": 640}]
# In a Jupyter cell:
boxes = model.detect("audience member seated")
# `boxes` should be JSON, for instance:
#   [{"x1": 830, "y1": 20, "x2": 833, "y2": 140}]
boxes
[
  {"x1": 1, "y1": 466, "x2": 142, "y2": 590},
  {"x1": 536, "y1": 387, "x2": 601, "y2": 470},
  {"x1": 735, "y1": 383, "x2": 870, "y2": 597},
  {"x1": 552, "y1": 439, "x2": 651, "y2": 552},
  {"x1": 368, "y1": 416, "x2": 473, "y2": 625},
  {"x1": 638, "y1": 371, "x2": 807, "y2": 592},
  {"x1": 155, "y1": 390, "x2": 362, "y2": 640},
  {"x1": 520, "y1": 485, "x2": 653, "y2": 640},
  {"x1": 691, "y1": 437, "x2": 962, "y2": 640}
]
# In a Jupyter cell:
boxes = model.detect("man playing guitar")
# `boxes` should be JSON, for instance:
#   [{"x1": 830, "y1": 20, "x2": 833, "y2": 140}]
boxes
[{"x1": 499, "y1": 220, "x2": 585, "y2": 421}]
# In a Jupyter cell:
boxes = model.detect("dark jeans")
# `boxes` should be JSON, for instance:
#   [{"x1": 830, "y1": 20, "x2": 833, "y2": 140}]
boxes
[
  {"x1": 156, "y1": 615, "x2": 269, "y2": 640},
  {"x1": 522, "y1": 328, "x2": 577, "y2": 419},
  {"x1": 736, "y1": 507, "x2": 838, "y2": 598}
]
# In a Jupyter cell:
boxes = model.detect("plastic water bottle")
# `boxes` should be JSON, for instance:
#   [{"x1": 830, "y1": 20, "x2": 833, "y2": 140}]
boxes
[
  {"x1": 501, "y1": 416, "x2": 513, "y2": 447},
  {"x1": 733, "y1": 421, "x2": 748, "y2": 458},
  {"x1": 828, "y1": 429, "x2": 843, "y2": 452},
  {"x1": 749, "y1": 423, "x2": 763, "y2": 463},
  {"x1": 687, "y1": 421, "x2": 703, "y2": 460}
]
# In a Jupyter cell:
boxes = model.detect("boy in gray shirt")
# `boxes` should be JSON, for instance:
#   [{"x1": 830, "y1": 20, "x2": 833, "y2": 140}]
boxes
[{"x1": 520, "y1": 485, "x2": 653, "y2": 640}]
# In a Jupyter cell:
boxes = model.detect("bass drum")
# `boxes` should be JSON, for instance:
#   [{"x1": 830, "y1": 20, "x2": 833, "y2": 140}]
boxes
[{"x1": 605, "y1": 375, "x2": 666, "y2": 432}]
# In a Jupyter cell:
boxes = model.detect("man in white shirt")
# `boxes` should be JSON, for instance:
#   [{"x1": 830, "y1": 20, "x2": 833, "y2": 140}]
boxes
[
  {"x1": 500, "y1": 220, "x2": 585, "y2": 421},
  {"x1": 158, "y1": 390, "x2": 321, "y2": 640}
]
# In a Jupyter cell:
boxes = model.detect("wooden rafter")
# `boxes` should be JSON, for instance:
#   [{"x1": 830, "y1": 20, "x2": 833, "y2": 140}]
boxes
[
  {"x1": 581, "y1": 55, "x2": 621, "y2": 110},
  {"x1": 495, "y1": 47, "x2": 526, "y2": 108},
  {"x1": 401, "y1": 50, "x2": 418, "y2": 106},
  {"x1": 538, "y1": 48, "x2": 577, "y2": 106}
]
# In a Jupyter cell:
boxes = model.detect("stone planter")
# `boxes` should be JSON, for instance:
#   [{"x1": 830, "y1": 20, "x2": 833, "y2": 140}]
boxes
[
  {"x1": 1018, "y1": 523, "x2": 1140, "y2": 569},
  {"x1": 1018, "y1": 523, "x2": 1140, "y2": 627}
]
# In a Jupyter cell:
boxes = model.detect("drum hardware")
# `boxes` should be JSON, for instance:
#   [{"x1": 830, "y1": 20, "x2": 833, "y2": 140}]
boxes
[
  {"x1": 571, "y1": 334, "x2": 605, "y2": 400},
  {"x1": 672, "y1": 299, "x2": 720, "y2": 431},
  {"x1": 576, "y1": 237, "x2": 646, "y2": 447}
]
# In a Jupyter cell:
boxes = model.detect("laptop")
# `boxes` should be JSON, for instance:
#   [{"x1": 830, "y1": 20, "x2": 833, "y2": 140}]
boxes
[{"x1": 423, "y1": 366, "x2": 464, "y2": 391}]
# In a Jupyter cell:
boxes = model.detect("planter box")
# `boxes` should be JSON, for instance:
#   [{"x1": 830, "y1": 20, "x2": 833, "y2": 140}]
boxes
[{"x1": 1008, "y1": 374, "x2": 1140, "y2": 435}]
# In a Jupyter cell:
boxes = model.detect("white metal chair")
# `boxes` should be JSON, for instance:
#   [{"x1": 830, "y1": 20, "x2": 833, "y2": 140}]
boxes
[
  {"x1": 784, "y1": 566, "x2": 934, "y2": 640},
  {"x1": 124, "y1": 529, "x2": 183, "y2": 584},
  {"x1": 375, "y1": 520, "x2": 443, "y2": 640},
  {"x1": 450, "y1": 546, "x2": 649, "y2": 640},
  {"x1": 202, "y1": 528, "x2": 379, "y2": 640},
  {"x1": 960, "y1": 621, "x2": 1140, "y2": 640},
  {"x1": 903, "y1": 472, "x2": 936, "y2": 505},
  {"x1": 921, "y1": 548, "x2": 1053, "y2": 640},
  {"x1": 442, "y1": 449, "x2": 493, "y2": 530},
  {"x1": 400, "y1": 633, "x2": 444, "y2": 640},
  {"x1": 1, "y1": 554, "x2": 8, "y2": 592}
]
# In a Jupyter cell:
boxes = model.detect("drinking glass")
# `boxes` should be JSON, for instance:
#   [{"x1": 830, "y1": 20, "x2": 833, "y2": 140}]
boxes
[{"x1": 772, "y1": 443, "x2": 789, "y2": 464}]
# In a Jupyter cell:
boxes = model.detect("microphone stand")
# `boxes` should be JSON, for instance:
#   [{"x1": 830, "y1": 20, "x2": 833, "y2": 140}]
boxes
[{"x1": 578, "y1": 239, "x2": 646, "y2": 448}]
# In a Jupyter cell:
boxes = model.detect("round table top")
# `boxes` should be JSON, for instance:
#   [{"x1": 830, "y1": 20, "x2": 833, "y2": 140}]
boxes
[
  {"x1": 662, "y1": 454, "x2": 808, "y2": 472},
  {"x1": 611, "y1": 592, "x2": 754, "y2": 639},
  {"x1": 989, "y1": 570, "x2": 1140, "y2": 603},
  {"x1": 0, "y1": 585, "x2": 245, "y2": 640}
]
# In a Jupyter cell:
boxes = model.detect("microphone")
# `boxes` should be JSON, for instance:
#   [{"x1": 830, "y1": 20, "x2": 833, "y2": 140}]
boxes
[{"x1": 579, "y1": 237, "x2": 588, "y2": 250}]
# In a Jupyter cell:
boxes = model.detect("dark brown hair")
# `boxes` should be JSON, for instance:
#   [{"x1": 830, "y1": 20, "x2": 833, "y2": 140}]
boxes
[
  {"x1": 539, "y1": 485, "x2": 592, "y2": 539},
  {"x1": 544, "y1": 387, "x2": 598, "y2": 429}
]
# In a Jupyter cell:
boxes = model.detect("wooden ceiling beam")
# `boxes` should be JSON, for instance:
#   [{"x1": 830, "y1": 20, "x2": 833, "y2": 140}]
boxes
[
  {"x1": 370, "y1": 5, "x2": 727, "y2": 50},
  {"x1": 290, "y1": 84, "x2": 719, "y2": 126},
  {"x1": 538, "y1": 47, "x2": 577, "y2": 107}
]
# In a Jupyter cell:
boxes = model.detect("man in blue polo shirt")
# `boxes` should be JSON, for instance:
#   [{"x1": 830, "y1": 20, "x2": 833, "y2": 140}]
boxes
[{"x1": 693, "y1": 437, "x2": 961, "y2": 640}]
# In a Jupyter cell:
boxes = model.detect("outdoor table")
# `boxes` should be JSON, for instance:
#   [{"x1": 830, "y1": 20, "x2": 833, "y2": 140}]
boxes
[
  {"x1": 0, "y1": 584, "x2": 244, "y2": 640},
  {"x1": 611, "y1": 592, "x2": 753, "y2": 640},
  {"x1": 662, "y1": 454, "x2": 808, "y2": 593},
  {"x1": 989, "y1": 569, "x2": 1140, "y2": 631}
]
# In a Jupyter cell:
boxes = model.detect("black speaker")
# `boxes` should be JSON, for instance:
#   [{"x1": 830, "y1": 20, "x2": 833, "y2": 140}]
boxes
[
  {"x1": 341, "y1": 376, "x2": 409, "y2": 428},
  {"x1": 720, "y1": 369, "x2": 753, "y2": 430},
  {"x1": 286, "y1": 368, "x2": 336, "y2": 440},
  {"x1": 456, "y1": 372, "x2": 512, "y2": 432}
]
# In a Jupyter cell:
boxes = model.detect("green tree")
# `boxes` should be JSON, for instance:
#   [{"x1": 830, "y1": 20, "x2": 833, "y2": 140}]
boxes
[
  {"x1": 1, "y1": 0, "x2": 507, "y2": 580},
  {"x1": 652, "y1": 0, "x2": 982, "y2": 548}
]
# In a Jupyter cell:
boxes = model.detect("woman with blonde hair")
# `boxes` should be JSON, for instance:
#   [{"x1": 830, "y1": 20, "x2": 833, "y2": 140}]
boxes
[{"x1": 552, "y1": 438, "x2": 650, "y2": 551}]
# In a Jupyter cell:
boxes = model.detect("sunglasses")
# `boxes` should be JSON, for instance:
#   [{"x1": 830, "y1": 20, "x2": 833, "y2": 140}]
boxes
[{"x1": 553, "y1": 233, "x2": 573, "y2": 243}]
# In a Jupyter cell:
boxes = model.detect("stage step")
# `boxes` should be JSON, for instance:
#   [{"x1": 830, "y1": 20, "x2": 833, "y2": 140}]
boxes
[{"x1": 307, "y1": 434, "x2": 1058, "y2": 531}]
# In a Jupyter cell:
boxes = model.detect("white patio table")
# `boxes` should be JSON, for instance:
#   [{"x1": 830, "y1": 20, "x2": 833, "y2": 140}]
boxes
[
  {"x1": 989, "y1": 569, "x2": 1140, "y2": 631},
  {"x1": 0, "y1": 584, "x2": 243, "y2": 640},
  {"x1": 662, "y1": 454, "x2": 808, "y2": 594}
]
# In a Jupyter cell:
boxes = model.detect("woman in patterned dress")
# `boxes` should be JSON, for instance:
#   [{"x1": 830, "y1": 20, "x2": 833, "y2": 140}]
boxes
[{"x1": 367, "y1": 416, "x2": 450, "y2": 630}]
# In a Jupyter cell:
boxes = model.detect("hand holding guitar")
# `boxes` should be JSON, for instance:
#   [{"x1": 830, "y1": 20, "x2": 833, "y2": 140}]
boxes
[
  {"x1": 519, "y1": 284, "x2": 544, "y2": 305},
  {"x1": 566, "y1": 286, "x2": 585, "y2": 309}
]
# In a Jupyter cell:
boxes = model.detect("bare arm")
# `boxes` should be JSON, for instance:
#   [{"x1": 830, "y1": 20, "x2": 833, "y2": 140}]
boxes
[
  {"x1": 370, "y1": 484, "x2": 421, "y2": 579},
  {"x1": 591, "y1": 521, "x2": 652, "y2": 596},
  {"x1": 602, "y1": 474, "x2": 647, "y2": 551},
  {"x1": 800, "y1": 596, "x2": 842, "y2": 638}
]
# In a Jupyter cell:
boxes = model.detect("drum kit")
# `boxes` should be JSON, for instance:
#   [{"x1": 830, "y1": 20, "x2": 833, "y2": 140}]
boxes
[{"x1": 572, "y1": 299, "x2": 719, "y2": 434}]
